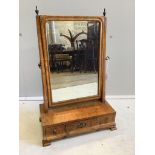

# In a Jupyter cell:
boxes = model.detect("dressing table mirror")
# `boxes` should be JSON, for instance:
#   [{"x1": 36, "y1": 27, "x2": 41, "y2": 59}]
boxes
[{"x1": 35, "y1": 9, "x2": 116, "y2": 147}]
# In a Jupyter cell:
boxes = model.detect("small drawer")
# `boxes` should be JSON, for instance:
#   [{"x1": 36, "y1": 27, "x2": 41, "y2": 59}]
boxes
[
  {"x1": 67, "y1": 120, "x2": 89, "y2": 132},
  {"x1": 98, "y1": 115, "x2": 114, "y2": 124},
  {"x1": 67, "y1": 118, "x2": 100, "y2": 132},
  {"x1": 46, "y1": 124, "x2": 65, "y2": 136}
]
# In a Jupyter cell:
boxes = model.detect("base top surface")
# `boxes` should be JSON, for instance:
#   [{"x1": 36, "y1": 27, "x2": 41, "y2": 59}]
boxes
[{"x1": 40, "y1": 100, "x2": 115, "y2": 126}]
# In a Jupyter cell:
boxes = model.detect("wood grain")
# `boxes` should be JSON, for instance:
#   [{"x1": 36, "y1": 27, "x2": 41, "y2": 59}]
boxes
[
  {"x1": 40, "y1": 100, "x2": 116, "y2": 145},
  {"x1": 36, "y1": 16, "x2": 48, "y2": 112},
  {"x1": 40, "y1": 100, "x2": 115, "y2": 126}
]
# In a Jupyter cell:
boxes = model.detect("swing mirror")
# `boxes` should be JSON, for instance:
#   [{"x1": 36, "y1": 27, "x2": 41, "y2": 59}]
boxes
[{"x1": 38, "y1": 16, "x2": 104, "y2": 107}]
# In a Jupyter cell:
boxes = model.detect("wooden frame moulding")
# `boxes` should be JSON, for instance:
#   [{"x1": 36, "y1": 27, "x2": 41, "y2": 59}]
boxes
[
  {"x1": 101, "y1": 16, "x2": 107, "y2": 102},
  {"x1": 36, "y1": 16, "x2": 48, "y2": 112},
  {"x1": 37, "y1": 15, "x2": 106, "y2": 109}
]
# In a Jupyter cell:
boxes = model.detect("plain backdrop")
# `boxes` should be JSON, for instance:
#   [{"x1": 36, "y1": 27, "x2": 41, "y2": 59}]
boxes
[
  {"x1": 2, "y1": 1, "x2": 155, "y2": 155},
  {"x1": 19, "y1": 0, "x2": 135, "y2": 97}
]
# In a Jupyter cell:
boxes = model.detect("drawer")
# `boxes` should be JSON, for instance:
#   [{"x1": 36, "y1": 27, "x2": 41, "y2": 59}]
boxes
[
  {"x1": 98, "y1": 115, "x2": 114, "y2": 124},
  {"x1": 45, "y1": 124, "x2": 66, "y2": 136},
  {"x1": 67, "y1": 118, "x2": 99, "y2": 132},
  {"x1": 67, "y1": 120, "x2": 88, "y2": 132},
  {"x1": 66, "y1": 115, "x2": 115, "y2": 132}
]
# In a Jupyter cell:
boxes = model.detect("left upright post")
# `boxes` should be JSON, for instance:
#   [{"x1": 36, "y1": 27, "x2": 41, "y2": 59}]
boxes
[{"x1": 35, "y1": 6, "x2": 49, "y2": 113}]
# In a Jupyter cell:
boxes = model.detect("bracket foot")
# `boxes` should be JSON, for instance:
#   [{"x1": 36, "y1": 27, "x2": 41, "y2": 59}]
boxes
[
  {"x1": 42, "y1": 140, "x2": 51, "y2": 147},
  {"x1": 110, "y1": 125, "x2": 117, "y2": 131}
]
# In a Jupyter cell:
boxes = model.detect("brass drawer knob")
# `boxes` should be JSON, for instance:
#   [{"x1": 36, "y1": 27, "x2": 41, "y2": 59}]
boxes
[{"x1": 77, "y1": 122, "x2": 86, "y2": 128}]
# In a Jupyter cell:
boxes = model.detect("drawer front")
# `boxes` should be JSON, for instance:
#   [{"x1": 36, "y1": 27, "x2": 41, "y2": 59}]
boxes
[
  {"x1": 98, "y1": 115, "x2": 114, "y2": 124},
  {"x1": 66, "y1": 115, "x2": 115, "y2": 132},
  {"x1": 67, "y1": 120, "x2": 88, "y2": 132},
  {"x1": 46, "y1": 124, "x2": 65, "y2": 136},
  {"x1": 67, "y1": 117, "x2": 99, "y2": 132}
]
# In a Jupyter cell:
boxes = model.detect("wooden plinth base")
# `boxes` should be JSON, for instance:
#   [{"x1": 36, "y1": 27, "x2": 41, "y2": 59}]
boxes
[{"x1": 40, "y1": 100, "x2": 116, "y2": 147}]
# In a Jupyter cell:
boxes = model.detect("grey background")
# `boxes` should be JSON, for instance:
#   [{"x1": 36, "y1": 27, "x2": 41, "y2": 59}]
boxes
[{"x1": 19, "y1": 0, "x2": 135, "y2": 97}]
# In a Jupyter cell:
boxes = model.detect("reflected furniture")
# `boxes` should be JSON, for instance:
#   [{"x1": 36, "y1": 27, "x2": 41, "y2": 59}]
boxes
[
  {"x1": 48, "y1": 44, "x2": 73, "y2": 72},
  {"x1": 76, "y1": 39, "x2": 97, "y2": 72},
  {"x1": 35, "y1": 13, "x2": 116, "y2": 147},
  {"x1": 60, "y1": 29, "x2": 87, "y2": 49}
]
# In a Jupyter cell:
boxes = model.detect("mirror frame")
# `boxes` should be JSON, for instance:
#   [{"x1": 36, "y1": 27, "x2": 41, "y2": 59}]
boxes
[{"x1": 36, "y1": 15, "x2": 106, "y2": 110}]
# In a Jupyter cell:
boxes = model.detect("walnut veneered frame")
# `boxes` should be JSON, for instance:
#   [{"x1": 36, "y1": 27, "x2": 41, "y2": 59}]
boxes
[{"x1": 36, "y1": 15, "x2": 107, "y2": 111}]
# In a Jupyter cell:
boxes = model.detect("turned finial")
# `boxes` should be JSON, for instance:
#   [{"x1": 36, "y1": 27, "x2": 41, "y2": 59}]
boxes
[
  {"x1": 35, "y1": 6, "x2": 39, "y2": 15},
  {"x1": 103, "y1": 8, "x2": 106, "y2": 16}
]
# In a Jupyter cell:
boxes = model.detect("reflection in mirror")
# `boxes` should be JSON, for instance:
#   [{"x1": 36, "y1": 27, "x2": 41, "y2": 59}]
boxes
[{"x1": 46, "y1": 21, "x2": 100, "y2": 103}]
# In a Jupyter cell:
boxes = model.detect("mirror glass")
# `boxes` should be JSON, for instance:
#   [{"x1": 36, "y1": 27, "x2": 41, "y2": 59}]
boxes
[{"x1": 46, "y1": 20, "x2": 100, "y2": 103}]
